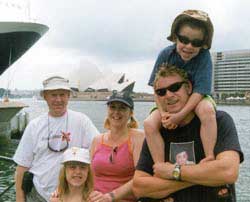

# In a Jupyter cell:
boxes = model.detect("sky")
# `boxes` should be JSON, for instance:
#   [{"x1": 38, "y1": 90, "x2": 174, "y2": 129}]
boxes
[{"x1": 0, "y1": 0, "x2": 250, "y2": 93}]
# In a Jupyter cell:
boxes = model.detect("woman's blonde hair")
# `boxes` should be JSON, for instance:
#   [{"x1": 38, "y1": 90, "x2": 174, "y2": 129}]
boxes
[
  {"x1": 104, "y1": 110, "x2": 139, "y2": 129},
  {"x1": 57, "y1": 163, "x2": 93, "y2": 201}
]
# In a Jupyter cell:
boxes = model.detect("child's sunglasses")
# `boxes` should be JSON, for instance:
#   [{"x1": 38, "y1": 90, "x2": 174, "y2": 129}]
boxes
[
  {"x1": 155, "y1": 81, "x2": 187, "y2": 97},
  {"x1": 176, "y1": 33, "x2": 204, "y2": 48}
]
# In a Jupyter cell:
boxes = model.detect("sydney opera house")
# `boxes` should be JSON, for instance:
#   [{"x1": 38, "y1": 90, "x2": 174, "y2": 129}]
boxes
[{"x1": 67, "y1": 60, "x2": 136, "y2": 100}]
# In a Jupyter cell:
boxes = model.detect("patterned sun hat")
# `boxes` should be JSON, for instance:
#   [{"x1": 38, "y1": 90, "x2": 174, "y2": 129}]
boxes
[{"x1": 167, "y1": 9, "x2": 214, "y2": 49}]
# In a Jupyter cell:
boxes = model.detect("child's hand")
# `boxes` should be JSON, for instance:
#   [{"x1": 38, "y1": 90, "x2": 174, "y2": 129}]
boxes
[
  {"x1": 161, "y1": 112, "x2": 178, "y2": 129},
  {"x1": 155, "y1": 95, "x2": 178, "y2": 129},
  {"x1": 169, "y1": 112, "x2": 183, "y2": 124},
  {"x1": 162, "y1": 111, "x2": 187, "y2": 129}
]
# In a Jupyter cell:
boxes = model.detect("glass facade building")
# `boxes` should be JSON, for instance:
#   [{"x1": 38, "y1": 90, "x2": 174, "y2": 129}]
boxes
[{"x1": 212, "y1": 49, "x2": 250, "y2": 98}]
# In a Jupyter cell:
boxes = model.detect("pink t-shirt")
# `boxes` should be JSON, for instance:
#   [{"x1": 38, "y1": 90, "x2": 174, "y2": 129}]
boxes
[{"x1": 91, "y1": 134, "x2": 136, "y2": 202}]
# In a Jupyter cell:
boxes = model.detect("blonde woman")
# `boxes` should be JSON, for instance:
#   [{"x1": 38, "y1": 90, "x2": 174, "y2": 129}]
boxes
[
  {"x1": 50, "y1": 147, "x2": 93, "y2": 202},
  {"x1": 88, "y1": 91, "x2": 144, "y2": 202}
]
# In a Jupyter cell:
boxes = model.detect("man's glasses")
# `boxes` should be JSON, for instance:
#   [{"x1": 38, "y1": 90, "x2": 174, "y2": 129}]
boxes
[
  {"x1": 47, "y1": 113, "x2": 69, "y2": 152},
  {"x1": 48, "y1": 133, "x2": 69, "y2": 152},
  {"x1": 155, "y1": 81, "x2": 187, "y2": 97},
  {"x1": 176, "y1": 33, "x2": 204, "y2": 48}
]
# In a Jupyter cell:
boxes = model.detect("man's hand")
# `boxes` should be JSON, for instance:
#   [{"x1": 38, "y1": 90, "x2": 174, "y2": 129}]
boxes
[
  {"x1": 153, "y1": 162, "x2": 175, "y2": 180},
  {"x1": 162, "y1": 111, "x2": 188, "y2": 129},
  {"x1": 199, "y1": 156, "x2": 215, "y2": 164}
]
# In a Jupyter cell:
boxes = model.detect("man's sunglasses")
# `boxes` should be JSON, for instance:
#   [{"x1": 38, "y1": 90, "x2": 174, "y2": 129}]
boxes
[
  {"x1": 155, "y1": 81, "x2": 187, "y2": 97},
  {"x1": 176, "y1": 33, "x2": 204, "y2": 48}
]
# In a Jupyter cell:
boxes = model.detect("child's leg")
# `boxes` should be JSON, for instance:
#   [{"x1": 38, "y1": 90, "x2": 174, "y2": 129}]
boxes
[
  {"x1": 196, "y1": 98, "x2": 228, "y2": 197},
  {"x1": 144, "y1": 109, "x2": 164, "y2": 163},
  {"x1": 195, "y1": 98, "x2": 217, "y2": 161}
]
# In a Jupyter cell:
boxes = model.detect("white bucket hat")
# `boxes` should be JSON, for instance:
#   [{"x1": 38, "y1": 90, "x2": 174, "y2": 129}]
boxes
[
  {"x1": 40, "y1": 76, "x2": 72, "y2": 96},
  {"x1": 62, "y1": 147, "x2": 90, "y2": 164}
]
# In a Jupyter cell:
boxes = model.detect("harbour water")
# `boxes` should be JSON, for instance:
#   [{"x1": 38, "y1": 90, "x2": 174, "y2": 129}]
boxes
[{"x1": 0, "y1": 98, "x2": 249, "y2": 202}]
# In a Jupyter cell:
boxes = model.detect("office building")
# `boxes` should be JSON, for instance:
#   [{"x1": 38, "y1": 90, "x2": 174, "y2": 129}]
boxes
[{"x1": 212, "y1": 49, "x2": 250, "y2": 99}]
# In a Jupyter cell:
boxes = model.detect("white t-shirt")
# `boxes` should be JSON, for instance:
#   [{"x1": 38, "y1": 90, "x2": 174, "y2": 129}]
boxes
[{"x1": 13, "y1": 109, "x2": 99, "y2": 201}]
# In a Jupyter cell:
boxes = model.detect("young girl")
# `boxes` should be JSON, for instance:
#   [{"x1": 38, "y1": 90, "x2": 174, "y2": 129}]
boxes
[
  {"x1": 50, "y1": 147, "x2": 93, "y2": 202},
  {"x1": 145, "y1": 9, "x2": 217, "y2": 164}
]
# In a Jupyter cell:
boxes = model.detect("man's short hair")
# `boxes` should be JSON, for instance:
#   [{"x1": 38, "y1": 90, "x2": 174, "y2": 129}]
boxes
[{"x1": 153, "y1": 63, "x2": 189, "y2": 89}]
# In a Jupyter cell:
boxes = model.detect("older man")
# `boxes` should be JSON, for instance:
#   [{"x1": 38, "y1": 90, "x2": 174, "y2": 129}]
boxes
[
  {"x1": 13, "y1": 76, "x2": 99, "y2": 202},
  {"x1": 133, "y1": 65, "x2": 244, "y2": 202}
]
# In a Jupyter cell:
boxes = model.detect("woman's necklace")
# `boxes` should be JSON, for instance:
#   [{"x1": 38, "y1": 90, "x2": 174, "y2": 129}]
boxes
[{"x1": 108, "y1": 129, "x2": 128, "y2": 163}]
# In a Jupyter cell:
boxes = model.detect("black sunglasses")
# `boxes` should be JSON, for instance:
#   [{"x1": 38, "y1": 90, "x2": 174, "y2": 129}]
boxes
[
  {"x1": 155, "y1": 81, "x2": 187, "y2": 97},
  {"x1": 176, "y1": 33, "x2": 204, "y2": 48}
]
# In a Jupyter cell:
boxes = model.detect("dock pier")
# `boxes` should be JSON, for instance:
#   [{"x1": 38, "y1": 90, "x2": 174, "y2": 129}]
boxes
[{"x1": 0, "y1": 101, "x2": 28, "y2": 140}]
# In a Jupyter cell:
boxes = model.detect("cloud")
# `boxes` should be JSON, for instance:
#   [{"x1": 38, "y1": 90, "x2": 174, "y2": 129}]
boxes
[
  {"x1": 1, "y1": 0, "x2": 250, "y2": 92},
  {"x1": 31, "y1": 0, "x2": 178, "y2": 62},
  {"x1": 32, "y1": 0, "x2": 250, "y2": 60}
]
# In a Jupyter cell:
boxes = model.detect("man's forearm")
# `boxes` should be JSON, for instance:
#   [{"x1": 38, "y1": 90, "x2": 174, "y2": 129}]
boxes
[
  {"x1": 133, "y1": 171, "x2": 193, "y2": 199},
  {"x1": 15, "y1": 166, "x2": 29, "y2": 202},
  {"x1": 144, "y1": 180, "x2": 192, "y2": 198},
  {"x1": 181, "y1": 151, "x2": 240, "y2": 186}
]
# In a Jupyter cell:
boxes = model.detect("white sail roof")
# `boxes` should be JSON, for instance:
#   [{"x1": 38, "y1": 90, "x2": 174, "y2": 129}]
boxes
[
  {"x1": 68, "y1": 60, "x2": 103, "y2": 91},
  {"x1": 68, "y1": 60, "x2": 135, "y2": 92}
]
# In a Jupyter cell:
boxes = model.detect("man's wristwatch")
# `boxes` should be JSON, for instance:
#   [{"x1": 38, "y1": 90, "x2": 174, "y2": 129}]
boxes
[{"x1": 172, "y1": 164, "x2": 181, "y2": 181}]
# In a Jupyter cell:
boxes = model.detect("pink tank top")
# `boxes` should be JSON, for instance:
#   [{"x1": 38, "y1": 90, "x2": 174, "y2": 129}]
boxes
[{"x1": 91, "y1": 134, "x2": 136, "y2": 202}]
